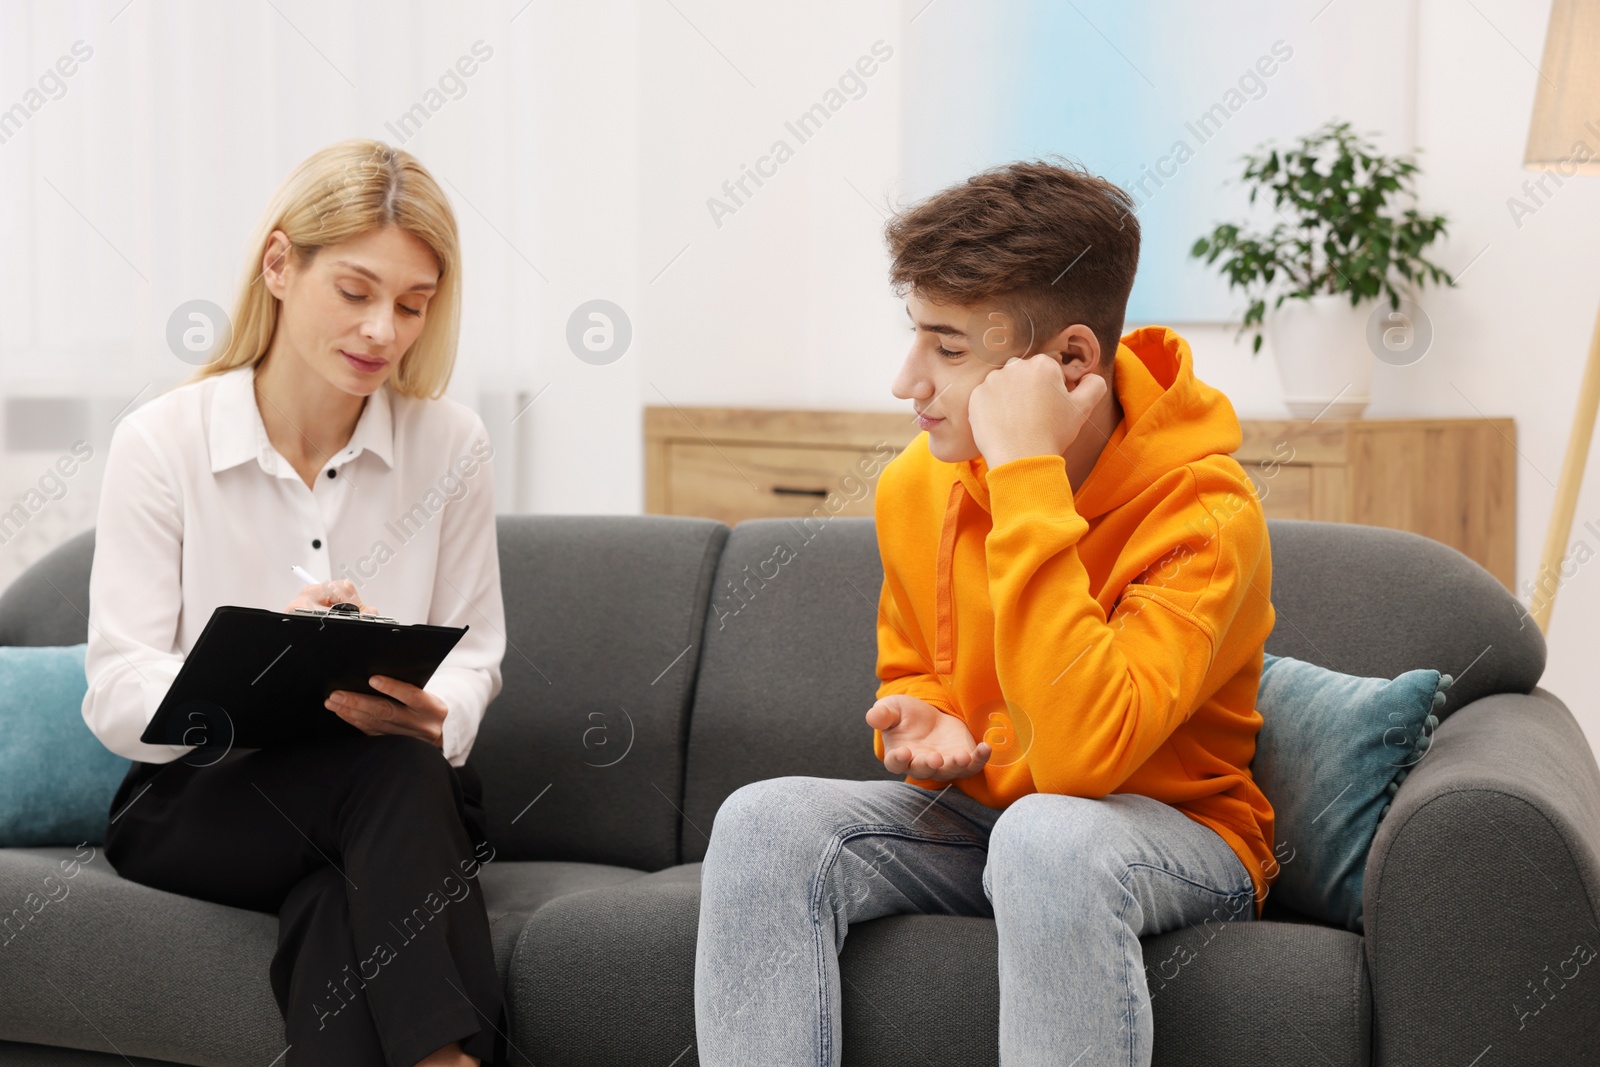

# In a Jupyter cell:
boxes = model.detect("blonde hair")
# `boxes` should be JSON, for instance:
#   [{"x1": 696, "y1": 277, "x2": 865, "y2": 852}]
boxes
[{"x1": 185, "y1": 139, "x2": 461, "y2": 399}]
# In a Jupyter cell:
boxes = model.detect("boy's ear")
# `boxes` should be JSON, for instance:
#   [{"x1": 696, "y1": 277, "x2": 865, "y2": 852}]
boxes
[{"x1": 1039, "y1": 324, "x2": 1102, "y2": 384}]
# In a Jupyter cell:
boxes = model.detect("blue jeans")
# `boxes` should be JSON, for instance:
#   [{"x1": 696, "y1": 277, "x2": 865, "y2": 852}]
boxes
[{"x1": 694, "y1": 776, "x2": 1257, "y2": 1067}]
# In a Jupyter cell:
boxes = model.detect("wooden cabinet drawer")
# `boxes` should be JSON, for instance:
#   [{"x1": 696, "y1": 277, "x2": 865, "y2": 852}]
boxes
[
  {"x1": 1246, "y1": 464, "x2": 1313, "y2": 521},
  {"x1": 665, "y1": 442, "x2": 896, "y2": 525}
]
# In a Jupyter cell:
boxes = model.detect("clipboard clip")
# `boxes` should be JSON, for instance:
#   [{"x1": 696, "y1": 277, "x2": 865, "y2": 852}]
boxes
[{"x1": 292, "y1": 603, "x2": 399, "y2": 625}]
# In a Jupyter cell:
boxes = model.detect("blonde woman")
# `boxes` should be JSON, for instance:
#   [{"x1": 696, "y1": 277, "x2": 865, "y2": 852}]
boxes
[{"x1": 83, "y1": 140, "x2": 507, "y2": 1067}]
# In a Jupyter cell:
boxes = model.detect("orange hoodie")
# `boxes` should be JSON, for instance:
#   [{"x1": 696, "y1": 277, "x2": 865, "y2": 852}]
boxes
[{"x1": 872, "y1": 325, "x2": 1278, "y2": 916}]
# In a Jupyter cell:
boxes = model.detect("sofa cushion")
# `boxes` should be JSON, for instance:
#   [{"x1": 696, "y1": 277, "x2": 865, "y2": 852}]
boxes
[
  {"x1": 509, "y1": 864, "x2": 703, "y2": 1065},
  {"x1": 0, "y1": 1040, "x2": 174, "y2": 1065},
  {"x1": 680, "y1": 518, "x2": 895, "y2": 862},
  {"x1": 1138, "y1": 917, "x2": 1371, "y2": 1066},
  {"x1": 1253, "y1": 652, "x2": 1453, "y2": 932},
  {"x1": 508, "y1": 861, "x2": 1372, "y2": 1067},
  {"x1": 838, "y1": 914, "x2": 1372, "y2": 1066},
  {"x1": 0, "y1": 644, "x2": 129, "y2": 847},
  {"x1": 0, "y1": 845, "x2": 642, "y2": 1066}
]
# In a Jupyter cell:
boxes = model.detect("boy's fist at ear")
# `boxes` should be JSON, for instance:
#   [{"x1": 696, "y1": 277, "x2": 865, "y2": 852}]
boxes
[
  {"x1": 865, "y1": 695, "x2": 992, "y2": 781},
  {"x1": 969, "y1": 354, "x2": 1108, "y2": 468}
]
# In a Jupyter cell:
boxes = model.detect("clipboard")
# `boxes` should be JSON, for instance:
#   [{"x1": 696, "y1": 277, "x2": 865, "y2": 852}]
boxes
[{"x1": 139, "y1": 604, "x2": 469, "y2": 752}]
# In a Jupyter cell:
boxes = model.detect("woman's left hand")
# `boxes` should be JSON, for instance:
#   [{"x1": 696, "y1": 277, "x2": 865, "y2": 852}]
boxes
[{"x1": 325, "y1": 676, "x2": 448, "y2": 748}]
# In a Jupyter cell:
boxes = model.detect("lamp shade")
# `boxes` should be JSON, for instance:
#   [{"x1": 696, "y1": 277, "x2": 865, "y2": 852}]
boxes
[{"x1": 1525, "y1": 0, "x2": 1600, "y2": 174}]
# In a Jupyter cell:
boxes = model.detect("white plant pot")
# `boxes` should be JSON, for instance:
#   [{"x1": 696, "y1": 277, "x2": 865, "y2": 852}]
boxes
[{"x1": 1267, "y1": 293, "x2": 1374, "y2": 419}]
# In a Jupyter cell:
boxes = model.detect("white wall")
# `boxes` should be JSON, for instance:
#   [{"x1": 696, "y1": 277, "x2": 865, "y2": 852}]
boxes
[
  {"x1": 635, "y1": 3, "x2": 908, "y2": 417},
  {"x1": 1411, "y1": 0, "x2": 1600, "y2": 745},
  {"x1": 1166, "y1": 0, "x2": 1600, "y2": 749}
]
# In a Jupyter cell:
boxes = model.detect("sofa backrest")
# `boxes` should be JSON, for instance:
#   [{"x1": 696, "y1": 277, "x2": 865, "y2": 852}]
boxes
[
  {"x1": 0, "y1": 518, "x2": 728, "y2": 870},
  {"x1": 1260, "y1": 520, "x2": 1545, "y2": 715},
  {"x1": 475, "y1": 515, "x2": 726, "y2": 868},
  {"x1": 678, "y1": 518, "x2": 895, "y2": 863},
  {"x1": 673, "y1": 516, "x2": 1548, "y2": 863},
  {"x1": 0, "y1": 528, "x2": 95, "y2": 647},
  {"x1": 2, "y1": 515, "x2": 1547, "y2": 867}
]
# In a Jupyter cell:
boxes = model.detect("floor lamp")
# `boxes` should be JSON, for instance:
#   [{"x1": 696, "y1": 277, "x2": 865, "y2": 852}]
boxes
[{"x1": 1525, "y1": 0, "x2": 1600, "y2": 634}]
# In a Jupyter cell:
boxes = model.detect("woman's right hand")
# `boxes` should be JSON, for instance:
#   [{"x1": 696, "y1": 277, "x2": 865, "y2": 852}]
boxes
[{"x1": 285, "y1": 579, "x2": 377, "y2": 616}]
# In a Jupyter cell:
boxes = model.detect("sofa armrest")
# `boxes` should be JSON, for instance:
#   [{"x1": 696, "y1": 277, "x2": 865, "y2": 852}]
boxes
[{"x1": 1364, "y1": 687, "x2": 1600, "y2": 1067}]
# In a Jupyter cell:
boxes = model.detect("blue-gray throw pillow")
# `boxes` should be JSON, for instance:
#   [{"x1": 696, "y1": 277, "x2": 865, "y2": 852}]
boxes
[
  {"x1": 0, "y1": 643, "x2": 130, "y2": 846},
  {"x1": 1252, "y1": 651, "x2": 1453, "y2": 932}
]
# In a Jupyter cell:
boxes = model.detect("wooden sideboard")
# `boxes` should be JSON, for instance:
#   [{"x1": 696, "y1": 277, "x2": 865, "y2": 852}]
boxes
[{"x1": 643, "y1": 407, "x2": 1517, "y2": 590}]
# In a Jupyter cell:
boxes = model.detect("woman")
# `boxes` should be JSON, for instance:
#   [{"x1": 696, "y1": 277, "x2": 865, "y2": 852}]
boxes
[{"x1": 83, "y1": 140, "x2": 508, "y2": 1067}]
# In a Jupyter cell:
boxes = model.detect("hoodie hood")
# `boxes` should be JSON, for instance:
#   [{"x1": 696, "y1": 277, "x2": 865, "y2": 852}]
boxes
[{"x1": 953, "y1": 325, "x2": 1244, "y2": 520}]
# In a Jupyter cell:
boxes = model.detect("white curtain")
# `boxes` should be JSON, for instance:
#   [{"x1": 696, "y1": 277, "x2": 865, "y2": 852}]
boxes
[
  {"x1": 0, "y1": 0, "x2": 922, "y2": 592},
  {"x1": 0, "y1": 0, "x2": 637, "y2": 587}
]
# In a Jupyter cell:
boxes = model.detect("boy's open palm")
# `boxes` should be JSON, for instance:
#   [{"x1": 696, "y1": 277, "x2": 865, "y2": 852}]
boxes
[{"x1": 865, "y1": 695, "x2": 992, "y2": 781}]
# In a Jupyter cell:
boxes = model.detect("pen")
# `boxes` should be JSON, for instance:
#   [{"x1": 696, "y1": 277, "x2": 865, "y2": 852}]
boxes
[{"x1": 288, "y1": 566, "x2": 393, "y2": 623}]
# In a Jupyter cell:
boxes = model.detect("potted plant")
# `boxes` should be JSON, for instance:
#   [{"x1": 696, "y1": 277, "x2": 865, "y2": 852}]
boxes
[{"x1": 1190, "y1": 119, "x2": 1456, "y2": 418}]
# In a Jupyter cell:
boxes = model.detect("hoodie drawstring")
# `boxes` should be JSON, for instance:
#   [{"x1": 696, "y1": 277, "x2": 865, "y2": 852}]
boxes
[{"x1": 934, "y1": 479, "x2": 964, "y2": 674}]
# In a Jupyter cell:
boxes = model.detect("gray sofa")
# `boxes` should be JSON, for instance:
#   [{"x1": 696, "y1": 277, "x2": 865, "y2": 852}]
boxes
[{"x1": 0, "y1": 514, "x2": 1592, "y2": 1066}]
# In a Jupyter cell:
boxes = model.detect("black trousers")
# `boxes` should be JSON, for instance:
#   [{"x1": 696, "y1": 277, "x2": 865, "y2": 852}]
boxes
[{"x1": 102, "y1": 733, "x2": 505, "y2": 1067}]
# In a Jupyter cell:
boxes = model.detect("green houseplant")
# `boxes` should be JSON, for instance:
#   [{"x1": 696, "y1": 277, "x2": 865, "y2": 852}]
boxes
[{"x1": 1191, "y1": 119, "x2": 1457, "y2": 417}]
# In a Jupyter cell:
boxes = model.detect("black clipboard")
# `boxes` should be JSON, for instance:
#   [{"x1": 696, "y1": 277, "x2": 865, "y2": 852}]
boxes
[{"x1": 139, "y1": 605, "x2": 468, "y2": 752}]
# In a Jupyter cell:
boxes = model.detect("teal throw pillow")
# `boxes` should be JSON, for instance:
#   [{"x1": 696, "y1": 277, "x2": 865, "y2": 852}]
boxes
[
  {"x1": 1252, "y1": 651, "x2": 1453, "y2": 932},
  {"x1": 0, "y1": 644, "x2": 130, "y2": 846}
]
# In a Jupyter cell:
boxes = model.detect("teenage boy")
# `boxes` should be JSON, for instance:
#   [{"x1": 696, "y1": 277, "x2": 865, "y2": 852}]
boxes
[{"x1": 694, "y1": 160, "x2": 1277, "y2": 1067}]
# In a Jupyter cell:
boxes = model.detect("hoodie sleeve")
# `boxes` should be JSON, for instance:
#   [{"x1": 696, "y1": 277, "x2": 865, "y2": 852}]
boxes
[
  {"x1": 872, "y1": 575, "x2": 956, "y2": 763},
  {"x1": 982, "y1": 453, "x2": 1268, "y2": 798}
]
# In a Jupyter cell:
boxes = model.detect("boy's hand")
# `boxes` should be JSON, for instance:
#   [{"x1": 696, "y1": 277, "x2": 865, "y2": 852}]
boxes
[
  {"x1": 865, "y1": 695, "x2": 992, "y2": 781},
  {"x1": 969, "y1": 354, "x2": 1108, "y2": 468}
]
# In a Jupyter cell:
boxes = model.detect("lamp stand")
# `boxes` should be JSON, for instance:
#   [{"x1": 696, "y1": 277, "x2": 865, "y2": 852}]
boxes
[{"x1": 1531, "y1": 297, "x2": 1600, "y2": 633}]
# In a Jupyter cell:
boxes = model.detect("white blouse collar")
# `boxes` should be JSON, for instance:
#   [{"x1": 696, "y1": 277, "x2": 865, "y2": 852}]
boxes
[{"x1": 207, "y1": 363, "x2": 395, "y2": 475}]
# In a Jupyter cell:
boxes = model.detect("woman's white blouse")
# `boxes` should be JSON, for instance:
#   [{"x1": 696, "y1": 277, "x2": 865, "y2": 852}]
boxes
[{"x1": 82, "y1": 363, "x2": 506, "y2": 767}]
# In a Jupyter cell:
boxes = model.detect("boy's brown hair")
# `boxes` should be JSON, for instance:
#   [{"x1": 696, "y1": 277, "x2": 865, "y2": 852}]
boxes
[{"x1": 885, "y1": 158, "x2": 1140, "y2": 371}]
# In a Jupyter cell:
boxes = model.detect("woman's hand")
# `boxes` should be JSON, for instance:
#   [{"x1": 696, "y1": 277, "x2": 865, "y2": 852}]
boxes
[
  {"x1": 326, "y1": 675, "x2": 449, "y2": 749},
  {"x1": 285, "y1": 578, "x2": 378, "y2": 616},
  {"x1": 285, "y1": 583, "x2": 439, "y2": 746}
]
